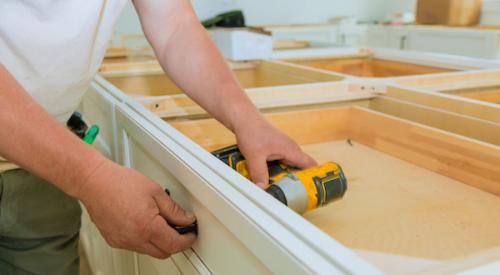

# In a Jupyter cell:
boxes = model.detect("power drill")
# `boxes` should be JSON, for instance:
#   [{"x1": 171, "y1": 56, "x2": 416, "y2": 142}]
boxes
[{"x1": 212, "y1": 145, "x2": 347, "y2": 214}]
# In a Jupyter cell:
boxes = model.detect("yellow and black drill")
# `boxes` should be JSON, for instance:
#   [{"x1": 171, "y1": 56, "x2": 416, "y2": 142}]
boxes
[{"x1": 212, "y1": 145, "x2": 347, "y2": 214}]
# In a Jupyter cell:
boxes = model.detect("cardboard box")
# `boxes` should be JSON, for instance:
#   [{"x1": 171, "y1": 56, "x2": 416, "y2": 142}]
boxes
[{"x1": 416, "y1": 0, "x2": 482, "y2": 26}]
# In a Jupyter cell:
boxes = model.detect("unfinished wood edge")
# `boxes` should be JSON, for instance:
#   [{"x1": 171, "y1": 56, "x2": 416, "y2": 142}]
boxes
[
  {"x1": 385, "y1": 85, "x2": 500, "y2": 123},
  {"x1": 369, "y1": 96, "x2": 500, "y2": 146},
  {"x1": 140, "y1": 84, "x2": 376, "y2": 119},
  {"x1": 277, "y1": 50, "x2": 373, "y2": 62},
  {"x1": 262, "y1": 59, "x2": 348, "y2": 81},
  {"x1": 393, "y1": 69, "x2": 500, "y2": 87},
  {"x1": 348, "y1": 106, "x2": 500, "y2": 196}
]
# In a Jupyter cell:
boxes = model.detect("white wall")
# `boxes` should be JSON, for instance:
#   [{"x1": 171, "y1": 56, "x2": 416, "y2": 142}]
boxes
[{"x1": 114, "y1": 0, "x2": 394, "y2": 40}]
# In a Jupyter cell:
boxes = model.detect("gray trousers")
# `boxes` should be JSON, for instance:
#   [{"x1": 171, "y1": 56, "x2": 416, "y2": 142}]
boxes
[{"x1": 0, "y1": 169, "x2": 82, "y2": 275}]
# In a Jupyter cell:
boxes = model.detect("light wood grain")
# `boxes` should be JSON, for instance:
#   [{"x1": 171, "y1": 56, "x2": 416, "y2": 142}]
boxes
[
  {"x1": 171, "y1": 106, "x2": 500, "y2": 195},
  {"x1": 286, "y1": 57, "x2": 453, "y2": 78},
  {"x1": 386, "y1": 86, "x2": 500, "y2": 124},
  {"x1": 369, "y1": 96, "x2": 500, "y2": 146},
  {"x1": 303, "y1": 140, "x2": 500, "y2": 260},
  {"x1": 443, "y1": 86, "x2": 500, "y2": 104},
  {"x1": 396, "y1": 71, "x2": 500, "y2": 91},
  {"x1": 273, "y1": 40, "x2": 311, "y2": 50},
  {"x1": 144, "y1": 83, "x2": 376, "y2": 119},
  {"x1": 170, "y1": 106, "x2": 500, "y2": 260},
  {"x1": 102, "y1": 60, "x2": 341, "y2": 96}
]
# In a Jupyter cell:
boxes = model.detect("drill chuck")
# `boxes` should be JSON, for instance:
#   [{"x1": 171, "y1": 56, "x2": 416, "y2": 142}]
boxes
[{"x1": 267, "y1": 163, "x2": 347, "y2": 213}]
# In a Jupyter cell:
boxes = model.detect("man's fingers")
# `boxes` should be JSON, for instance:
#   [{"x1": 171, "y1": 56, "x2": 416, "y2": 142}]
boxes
[
  {"x1": 154, "y1": 191, "x2": 196, "y2": 226},
  {"x1": 282, "y1": 148, "x2": 317, "y2": 169},
  {"x1": 245, "y1": 155, "x2": 269, "y2": 188},
  {"x1": 150, "y1": 216, "x2": 197, "y2": 255}
]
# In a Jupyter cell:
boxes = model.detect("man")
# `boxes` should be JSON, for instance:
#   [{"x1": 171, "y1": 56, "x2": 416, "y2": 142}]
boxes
[{"x1": 0, "y1": 0, "x2": 316, "y2": 274}]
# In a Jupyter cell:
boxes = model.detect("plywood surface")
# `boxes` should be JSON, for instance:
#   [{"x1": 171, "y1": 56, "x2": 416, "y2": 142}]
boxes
[
  {"x1": 288, "y1": 58, "x2": 453, "y2": 78},
  {"x1": 102, "y1": 60, "x2": 341, "y2": 97},
  {"x1": 170, "y1": 106, "x2": 500, "y2": 260},
  {"x1": 302, "y1": 140, "x2": 500, "y2": 260},
  {"x1": 444, "y1": 86, "x2": 500, "y2": 104}
]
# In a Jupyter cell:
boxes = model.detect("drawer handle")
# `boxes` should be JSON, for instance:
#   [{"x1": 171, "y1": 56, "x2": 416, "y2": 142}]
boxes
[{"x1": 164, "y1": 188, "x2": 198, "y2": 235}]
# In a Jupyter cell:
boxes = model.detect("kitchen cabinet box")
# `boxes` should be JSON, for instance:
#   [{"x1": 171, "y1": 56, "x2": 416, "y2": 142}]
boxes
[
  {"x1": 364, "y1": 25, "x2": 500, "y2": 59},
  {"x1": 272, "y1": 47, "x2": 500, "y2": 80},
  {"x1": 396, "y1": 69, "x2": 500, "y2": 105},
  {"x1": 80, "y1": 73, "x2": 500, "y2": 274},
  {"x1": 100, "y1": 60, "x2": 343, "y2": 97}
]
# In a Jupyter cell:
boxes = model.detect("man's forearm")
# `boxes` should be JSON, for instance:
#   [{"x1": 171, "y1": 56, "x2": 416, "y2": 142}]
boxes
[
  {"x1": 0, "y1": 65, "x2": 106, "y2": 196},
  {"x1": 157, "y1": 19, "x2": 262, "y2": 131},
  {"x1": 135, "y1": 0, "x2": 264, "y2": 132}
]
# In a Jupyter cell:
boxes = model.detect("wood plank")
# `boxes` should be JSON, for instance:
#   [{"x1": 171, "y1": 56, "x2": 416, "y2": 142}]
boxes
[
  {"x1": 303, "y1": 140, "x2": 500, "y2": 260},
  {"x1": 169, "y1": 107, "x2": 352, "y2": 152},
  {"x1": 144, "y1": 84, "x2": 376, "y2": 118},
  {"x1": 348, "y1": 107, "x2": 500, "y2": 196},
  {"x1": 286, "y1": 57, "x2": 453, "y2": 78},
  {"x1": 396, "y1": 70, "x2": 500, "y2": 90},
  {"x1": 170, "y1": 106, "x2": 500, "y2": 196},
  {"x1": 443, "y1": 85, "x2": 500, "y2": 104},
  {"x1": 102, "y1": 60, "x2": 342, "y2": 96},
  {"x1": 385, "y1": 86, "x2": 500, "y2": 124},
  {"x1": 369, "y1": 96, "x2": 500, "y2": 146},
  {"x1": 273, "y1": 40, "x2": 311, "y2": 50}
]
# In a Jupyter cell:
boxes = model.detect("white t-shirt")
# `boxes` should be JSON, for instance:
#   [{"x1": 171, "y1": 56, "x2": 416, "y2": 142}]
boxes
[{"x1": 0, "y1": 0, "x2": 128, "y2": 171}]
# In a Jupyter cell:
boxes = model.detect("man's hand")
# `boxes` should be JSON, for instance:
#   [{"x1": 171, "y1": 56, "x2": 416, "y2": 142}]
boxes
[
  {"x1": 77, "y1": 160, "x2": 197, "y2": 259},
  {"x1": 235, "y1": 118, "x2": 317, "y2": 188}
]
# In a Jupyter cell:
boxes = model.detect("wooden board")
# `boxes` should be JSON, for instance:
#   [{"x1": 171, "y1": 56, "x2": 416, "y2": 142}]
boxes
[
  {"x1": 273, "y1": 40, "x2": 311, "y2": 50},
  {"x1": 170, "y1": 106, "x2": 500, "y2": 195},
  {"x1": 169, "y1": 106, "x2": 500, "y2": 261},
  {"x1": 396, "y1": 71, "x2": 500, "y2": 91},
  {"x1": 101, "y1": 60, "x2": 342, "y2": 97},
  {"x1": 143, "y1": 83, "x2": 378, "y2": 119},
  {"x1": 385, "y1": 86, "x2": 500, "y2": 124},
  {"x1": 369, "y1": 96, "x2": 500, "y2": 146},
  {"x1": 442, "y1": 85, "x2": 500, "y2": 104},
  {"x1": 303, "y1": 140, "x2": 500, "y2": 260},
  {"x1": 285, "y1": 57, "x2": 454, "y2": 78}
]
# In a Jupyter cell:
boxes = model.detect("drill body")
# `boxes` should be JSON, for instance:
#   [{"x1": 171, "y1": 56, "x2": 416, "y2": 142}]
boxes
[{"x1": 212, "y1": 145, "x2": 347, "y2": 214}]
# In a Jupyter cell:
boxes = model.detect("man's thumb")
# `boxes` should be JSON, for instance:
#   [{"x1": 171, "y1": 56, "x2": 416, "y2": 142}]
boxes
[{"x1": 154, "y1": 191, "x2": 196, "y2": 226}]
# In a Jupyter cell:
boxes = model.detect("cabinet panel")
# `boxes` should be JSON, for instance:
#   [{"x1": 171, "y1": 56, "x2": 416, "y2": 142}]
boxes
[
  {"x1": 365, "y1": 26, "x2": 389, "y2": 47},
  {"x1": 113, "y1": 102, "x2": 374, "y2": 274},
  {"x1": 408, "y1": 29, "x2": 493, "y2": 58}
]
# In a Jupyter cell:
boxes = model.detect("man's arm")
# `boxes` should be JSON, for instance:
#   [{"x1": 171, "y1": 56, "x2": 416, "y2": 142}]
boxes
[
  {"x1": 133, "y1": 0, "x2": 316, "y2": 186},
  {"x1": 0, "y1": 64, "x2": 196, "y2": 258}
]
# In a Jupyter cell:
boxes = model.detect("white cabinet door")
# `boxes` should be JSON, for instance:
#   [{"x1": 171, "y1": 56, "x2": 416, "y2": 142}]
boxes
[
  {"x1": 81, "y1": 82, "x2": 134, "y2": 275},
  {"x1": 407, "y1": 28, "x2": 498, "y2": 59},
  {"x1": 387, "y1": 27, "x2": 412, "y2": 50},
  {"x1": 365, "y1": 25, "x2": 389, "y2": 47},
  {"x1": 339, "y1": 25, "x2": 367, "y2": 46}
]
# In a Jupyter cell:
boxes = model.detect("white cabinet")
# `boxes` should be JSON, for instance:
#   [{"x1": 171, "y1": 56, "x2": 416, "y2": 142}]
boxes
[
  {"x1": 387, "y1": 27, "x2": 412, "y2": 50},
  {"x1": 365, "y1": 25, "x2": 389, "y2": 47},
  {"x1": 407, "y1": 27, "x2": 500, "y2": 59},
  {"x1": 338, "y1": 25, "x2": 367, "y2": 46},
  {"x1": 80, "y1": 77, "x2": 375, "y2": 275},
  {"x1": 361, "y1": 25, "x2": 500, "y2": 59}
]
